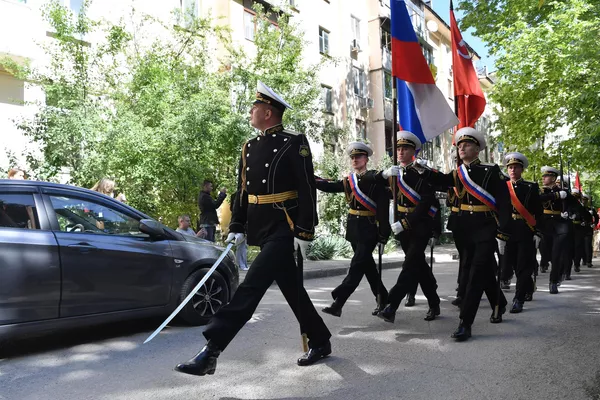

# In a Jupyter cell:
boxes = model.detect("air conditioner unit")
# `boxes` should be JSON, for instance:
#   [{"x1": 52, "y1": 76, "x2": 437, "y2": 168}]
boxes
[
  {"x1": 359, "y1": 97, "x2": 374, "y2": 110},
  {"x1": 351, "y1": 39, "x2": 360, "y2": 52}
]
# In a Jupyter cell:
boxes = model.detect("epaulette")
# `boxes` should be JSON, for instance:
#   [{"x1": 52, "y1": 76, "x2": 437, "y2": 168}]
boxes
[
  {"x1": 282, "y1": 129, "x2": 300, "y2": 136},
  {"x1": 480, "y1": 162, "x2": 496, "y2": 167}
]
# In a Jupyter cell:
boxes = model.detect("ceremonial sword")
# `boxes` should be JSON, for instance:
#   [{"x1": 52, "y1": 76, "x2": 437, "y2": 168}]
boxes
[{"x1": 144, "y1": 241, "x2": 235, "y2": 344}]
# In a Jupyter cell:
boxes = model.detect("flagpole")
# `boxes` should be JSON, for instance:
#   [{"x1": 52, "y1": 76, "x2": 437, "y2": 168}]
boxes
[{"x1": 392, "y1": 78, "x2": 398, "y2": 223}]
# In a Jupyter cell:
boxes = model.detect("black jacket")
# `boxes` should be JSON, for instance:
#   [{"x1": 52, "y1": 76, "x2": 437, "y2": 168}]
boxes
[
  {"x1": 229, "y1": 124, "x2": 318, "y2": 246},
  {"x1": 539, "y1": 185, "x2": 574, "y2": 235},
  {"x1": 315, "y1": 170, "x2": 391, "y2": 244},
  {"x1": 505, "y1": 179, "x2": 543, "y2": 241},
  {"x1": 198, "y1": 190, "x2": 226, "y2": 226}
]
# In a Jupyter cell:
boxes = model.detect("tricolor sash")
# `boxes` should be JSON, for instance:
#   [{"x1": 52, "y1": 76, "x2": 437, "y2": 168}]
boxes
[
  {"x1": 397, "y1": 171, "x2": 421, "y2": 205},
  {"x1": 457, "y1": 164, "x2": 497, "y2": 212},
  {"x1": 507, "y1": 181, "x2": 536, "y2": 228},
  {"x1": 348, "y1": 173, "x2": 377, "y2": 214}
]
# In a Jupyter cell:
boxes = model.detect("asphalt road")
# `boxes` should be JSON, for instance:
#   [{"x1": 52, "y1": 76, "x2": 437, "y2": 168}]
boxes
[{"x1": 2, "y1": 260, "x2": 600, "y2": 400}]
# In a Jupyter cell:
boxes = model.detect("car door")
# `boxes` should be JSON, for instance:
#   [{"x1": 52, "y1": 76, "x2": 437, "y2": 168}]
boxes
[
  {"x1": 43, "y1": 188, "x2": 174, "y2": 317},
  {"x1": 0, "y1": 184, "x2": 61, "y2": 325}
]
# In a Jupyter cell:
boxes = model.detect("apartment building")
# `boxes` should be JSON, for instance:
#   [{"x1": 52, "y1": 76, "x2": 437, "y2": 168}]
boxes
[{"x1": 0, "y1": 0, "x2": 498, "y2": 174}]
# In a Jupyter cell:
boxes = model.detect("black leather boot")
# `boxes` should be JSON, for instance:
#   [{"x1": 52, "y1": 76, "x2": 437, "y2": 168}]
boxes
[
  {"x1": 549, "y1": 282, "x2": 559, "y2": 294},
  {"x1": 322, "y1": 299, "x2": 343, "y2": 317},
  {"x1": 574, "y1": 265, "x2": 581, "y2": 273},
  {"x1": 297, "y1": 341, "x2": 331, "y2": 366},
  {"x1": 377, "y1": 304, "x2": 396, "y2": 323},
  {"x1": 524, "y1": 292, "x2": 533, "y2": 302},
  {"x1": 500, "y1": 280, "x2": 511, "y2": 290},
  {"x1": 510, "y1": 300, "x2": 523, "y2": 314},
  {"x1": 451, "y1": 321, "x2": 471, "y2": 342},
  {"x1": 174, "y1": 341, "x2": 221, "y2": 376},
  {"x1": 404, "y1": 293, "x2": 416, "y2": 307},
  {"x1": 451, "y1": 296, "x2": 462, "y2": 306},
  {"x1": 490, "y1": 305, "x2": 506, "y2": 323},
  {"x1": 424, "y1": 304, "x2": 441, "y2": 321}
]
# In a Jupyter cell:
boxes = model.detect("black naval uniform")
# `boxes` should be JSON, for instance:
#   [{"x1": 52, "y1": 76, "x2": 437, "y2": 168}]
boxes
[
  {"x1": 202, "y1": 124, "x2": 331, "y2": 351},
  {"x1": 571, "y1": 197, "x2": 590, "y2": 274},
  {"x1": 315, "y1": 171, "x2": 390, "y2": 310},
  {"x1": 419, "y1": 158, "x2": 509, "y2": 328},
  {"x1": 377, "y1": 165, "x2": 441, "y2": 313},
  {"x1": 500, "y1": 178, "x2": 543, "y2": 307},
  {"x1": 583, "y1": 204, "x2": 599, "y2": 268},
  {"x1": 539, "y1": 186, "x2": 573, "y2": 288}
]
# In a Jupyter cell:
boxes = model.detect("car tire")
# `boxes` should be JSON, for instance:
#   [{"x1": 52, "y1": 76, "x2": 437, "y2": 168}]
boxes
[{"x1": 178, "y1": 268, "x2": 230, "y2": 326}]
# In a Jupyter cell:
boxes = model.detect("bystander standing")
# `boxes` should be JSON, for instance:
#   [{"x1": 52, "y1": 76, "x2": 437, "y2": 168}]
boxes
[
  {"x1": 198, "y1": 179, "x2": 226, "y2": 242},
  {"x1": 176, "y1": 215, "x2": 207, "y2": 238}
]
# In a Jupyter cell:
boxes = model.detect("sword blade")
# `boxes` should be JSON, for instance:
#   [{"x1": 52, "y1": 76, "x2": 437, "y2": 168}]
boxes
[{"x1": 144, "y1": 242, "x2": 235, "y2": 344}]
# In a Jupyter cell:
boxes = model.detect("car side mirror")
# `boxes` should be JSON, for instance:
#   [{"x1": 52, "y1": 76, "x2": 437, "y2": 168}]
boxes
[{"x1": 139, "y1": 219, "x2": 165, "y2": 237}]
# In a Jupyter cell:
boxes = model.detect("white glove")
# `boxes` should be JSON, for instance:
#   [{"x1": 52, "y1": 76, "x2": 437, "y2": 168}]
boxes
[
  {"x1": 411, "y1": 159, "x2": 427, "y2": 174},
  {"x1": 561, "y1": 211, "x2": 569, "y2": 219},
  {"x1": 569, "y1": 214, "x2": 576, "y2": 220},
  {"x1": 294, "y1": 237, "x2": 310, "y2": 259},
  {"x1": 226, "y1": 232, "x2": 245, "y2": 246},
  {"x1": 391, "y1": 221, "x2": 404, "y2": 235},
  {"x1": 533, "y1": 235, "x2": 541, "y2": 249},
  {"x1": 497, "y1": 238, "x2": 506, "y2": 255},
  {"x1": 582, "y1": 221, "x2": 587, "y2": 227},
  {"x1": 382, "y1": 166, "x2": 401, "y2": 178},
  {"x1": 559, "y1": 190, "x2": 567, "y2": 199},
  {"x1": 428, "y1": 237, "x2": 436, "y2": 249}
]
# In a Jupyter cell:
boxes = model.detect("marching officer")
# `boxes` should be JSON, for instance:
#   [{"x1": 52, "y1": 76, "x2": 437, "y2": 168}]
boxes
[
  {"x1": 373, "y1": 131, "x2": 442, "y2": 323},
  {"x1": 175, "y1": 81, "x2": 331, "y2": 376},
  {"x1": 499, "y1": 152, "x2": 543, "y2": 313},
  {"x1": 315, "y1": 141, "x2": 390, "y2": 317},
  {"x1": 570, "y1": 189, "x2": 589, "y2": 276},
  {"x1": 539, "y1": 166, "x2": 572, "y2": 294},
  {"x1": 582, "y1": 194, "x2": 599, "y2": 268},
  {"x1": 410, "y1": 127, "x2": 509, "y2": 341}
]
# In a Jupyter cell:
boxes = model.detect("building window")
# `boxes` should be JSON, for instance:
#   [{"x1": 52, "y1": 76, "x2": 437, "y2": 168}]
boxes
[
  {"x1": 351, "y1": 16, "x2": 361, "y2": 46},
  {"x1": 319, "y1": 27, "x2": 330, "y2": 55},
  {"x1": 244, "y1": 10, "x2": 256, "y2": 41},
  {"x1": 421, "y1": 44, "x2": 433, "y2": 66},
  {"x1": 384, "y1": 72, "x2": 393, "y2": 99},
  {"x1": 356, "y1": 119, "x2": 366, "y2": 140},
  {"x1": 381, "y1": 28, "x2": 392, "y2": 53},
  {"x1": 321, "y1": 85, "x2": 333, "y2": 114},
  {"x1": 353, "y1": 67, "x2": 366, "y2": 97},
  {"x1": 421, "y1": 140, "x2": 434, "y2": 162},
  {"x1": 179, "y1": 0, "x2": 199, "y2": 28},
  {"x1": 447, "y1": 79, "x2": 453, "y2": 99}
]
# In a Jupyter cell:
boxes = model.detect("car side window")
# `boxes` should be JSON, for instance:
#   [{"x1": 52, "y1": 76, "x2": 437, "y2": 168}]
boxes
[
  {"x1": 49, "y1": 195, "x2": 145, "y2": 236},
  {"x1": 0, "y1": 193, "x2": 40, "y2": 230}
]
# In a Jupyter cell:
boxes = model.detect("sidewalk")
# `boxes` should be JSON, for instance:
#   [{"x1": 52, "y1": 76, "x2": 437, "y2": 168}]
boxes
[{"x1": 239, "y1": 244, "x2": 458, "y2": 281}]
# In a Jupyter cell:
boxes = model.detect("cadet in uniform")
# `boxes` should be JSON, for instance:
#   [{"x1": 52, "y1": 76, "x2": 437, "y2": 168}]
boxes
[
  {"x1": 499, "y1": 153, "x2": 543, "y2": 313},
  {"x1": 411, "y1": 127, "x2": 509, "y2": 341},
  {"x1": 315, "y1": 141, "x2": 390, "y2": 317},
  {"x1": 582, "y1": 194, "x2": 599, "y2": 268},
  {"x1": 570, "y1": 189, "x2": 589, "y2": 276},
  {"x1": 373, "y1": 131, "x2": 442, "y2": 323},
  {"x1": 175, "y1": 82, "x2": 331, "y2": 376},
  {"x1": 538, "y1": 166, "x2": 570, "y2": 294}
]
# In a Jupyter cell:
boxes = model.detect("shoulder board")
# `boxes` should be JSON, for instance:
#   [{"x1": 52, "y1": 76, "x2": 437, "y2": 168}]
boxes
[
  {"x1": 282, "y1": 129, "x2": 300, "y2": 136},
  {"x1": 480, "y1": 162, "x2": 496, "y2": 167},
  {"x1": 522, "y1": 180, "x2": 535, "y2": 185}
]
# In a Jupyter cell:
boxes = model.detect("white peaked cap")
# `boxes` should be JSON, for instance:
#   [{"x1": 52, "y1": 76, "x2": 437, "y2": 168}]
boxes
[
  {"x1": 346, "y1": 141, "x2": 373, "y2": 157},
  {"x1": 454, "y1": 127, "x2": 486, "y2": 150},
  {"x1": 396, "y1": 130, "x2": 422, "y2": 151},
  {"x1": 504, "y1": 152, "x2": 529, "y2": 169},
  {"x1": 255, "y1": 81, "x2": 292, "y2": 110}
]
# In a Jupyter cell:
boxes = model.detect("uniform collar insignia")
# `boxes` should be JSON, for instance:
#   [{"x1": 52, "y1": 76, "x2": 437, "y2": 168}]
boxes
[{"x1": 263, "y1": 124, "x2": 284, "y2": 136}]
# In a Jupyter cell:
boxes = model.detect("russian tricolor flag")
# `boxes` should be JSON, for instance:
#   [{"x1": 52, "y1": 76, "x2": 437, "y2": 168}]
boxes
[{"x1": 391, "y1": 0, "x2": 458, "y2": 143}]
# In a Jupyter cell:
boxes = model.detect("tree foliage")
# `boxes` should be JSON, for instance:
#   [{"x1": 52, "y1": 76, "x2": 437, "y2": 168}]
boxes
[{"x1": 458, "y1": 0, "x2": 600, "y2": 192}]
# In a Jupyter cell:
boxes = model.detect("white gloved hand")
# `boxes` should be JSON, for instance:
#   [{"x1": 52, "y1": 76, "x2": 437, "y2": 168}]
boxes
[
  {"x1": 382, "y1": 166, "x2": 401, "y2": 179},
  {"x1": 561, "y1": 211, "x2": 569, "y2": 219},
  {"x1": 226, "y1": 232, "x2": 245, "y2": 246},
  {"x1": 569, "y1": 214, "x2": 576, "y2": 220},
  {"x1": 559, "y1": 190, "x2": 567, "y2": 199},
  {"x1": 428, "y1": 237, "x2": 436, "y2": 249},
  {"x1": 411, "y1": 159, "x2": 427, "y2": 174},
  {"x1": 391, "y1": 221, "x2": 404, "y2": 235},
  {"x1": 533, "y1": 235, "x2": 541, "y2": 249},
  {"x1": 497, "y1": 238, "x2": 506, "y2": 255},
  {"x1": 582, "y1": 221, "x2": 587, "y2": 227},
  {"x1": 294, "y1": 237, "x2": 310, "y2": 259}
]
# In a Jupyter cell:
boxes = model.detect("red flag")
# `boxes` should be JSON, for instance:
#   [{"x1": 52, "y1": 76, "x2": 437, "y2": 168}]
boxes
[
  {"x1": 450, "y1": 1, "x2": 486, "y2": 130},
  {"x1": 575, "y1": 172, "x2": 582, "y2": 192}
]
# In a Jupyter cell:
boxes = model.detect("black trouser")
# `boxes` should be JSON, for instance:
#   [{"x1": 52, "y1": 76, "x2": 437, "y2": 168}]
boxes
[
  {"x1": 502, "y1": 239, "x2": 535, "y2": 303},
  {"x1": 573, "y1": 227, "x2": 585, "y2": 269},
  {"x1": 387, "y1": 231, "x2": 440, "y2": 310},
  {"x1": 331, "y1": 240, "x2": 388, "y2": 307},
  {"x1": 203, "y1": 237, "x2": 331, "y2": 351},
  {"x1": 457, "y1": 234, "x2": 497, "y2": 310},
  {"x1": 460, "y1": 238, "x2": 507, "y2": 326},
  {"x1": 584, "y1": 233, "x2": 594, "y2": 265},
  {"x1": 540, "y1": 234, "x2": 551, "y2": 270},
  {"x1": 550, "y1": 232, "x2": 571, "y2": 284},
  {"x1": 454, "y1": 233, "x2": 466, "y2": 295}
]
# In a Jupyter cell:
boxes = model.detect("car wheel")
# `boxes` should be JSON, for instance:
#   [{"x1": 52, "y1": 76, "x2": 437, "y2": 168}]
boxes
[{"x1": 179, "y1": 268, "x2": 230, "y2": 326}]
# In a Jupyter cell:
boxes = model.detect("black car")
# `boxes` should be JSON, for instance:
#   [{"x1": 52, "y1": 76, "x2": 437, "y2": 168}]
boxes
[{"x1": 0, "y1": 179, "x2": 238, "y2": 339}]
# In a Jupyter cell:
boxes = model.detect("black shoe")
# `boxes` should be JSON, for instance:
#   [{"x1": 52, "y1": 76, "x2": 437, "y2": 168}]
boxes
[
  {"x1": 424, "y1": 304, "x2": 441, "y2": 321},
  {"x1": 372, "y1": 304, "x2": 383, "y2": 316},
  {"x1": 588, "y1": 263, "x2": 594, "y2": 268},
  {"x1": 500, "y1": 280, "x2": 511, "y2": 290},
  {"x1": 405, "y1": 294, "x2": 416, "y2": 307},
  {"x1": 297, "y1": 341, "x2": 331, "y2": 366},
  {"x1": 574, "y1": 265, "x2": 581, "y2": 273},
  {"x1": 377, "y1": 305, "x2": 396, "y2": 323},
  {"x1": 322, "y1": 300, "x2": 342, "y2": 317},
  {"x1": 549, "y1": 283, "x2": 559, "y2": 294},
  {"x1": 524, "y1": 293, "x2": 533, "y2": 302},
  {"x1": 565, "y1": 275, "x2": 572, "y2": 281},
  {"x1": 174, "y1": 341, "x2": 221, "y2": 376},
  {"x1": 451, "y1": 322, "x2": 472, "y2": 342},
  {"x1": 510, "y1": 300, "x2": 523, "y2": 314},
  {"x1": 451, "y1": 296, "x2": 462, "y2": 306},
  {"x1": 490, "y1": 306, "x2": 506, "y2": 323}
]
